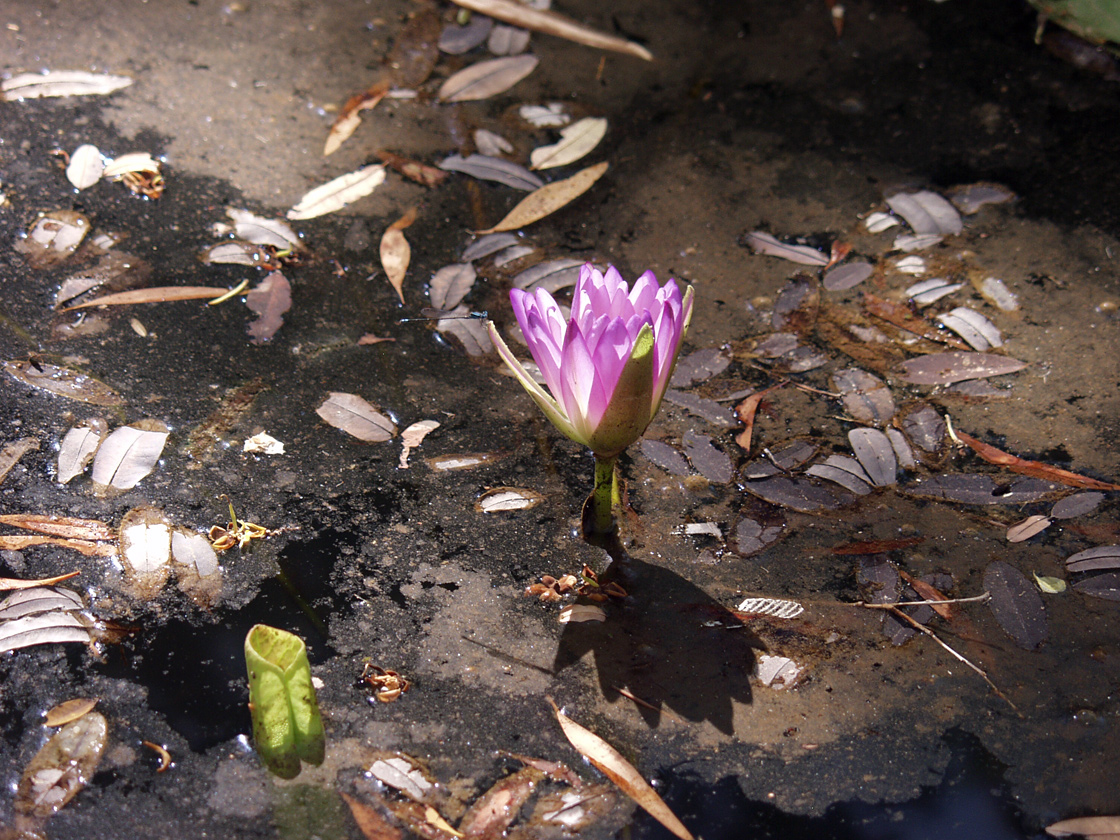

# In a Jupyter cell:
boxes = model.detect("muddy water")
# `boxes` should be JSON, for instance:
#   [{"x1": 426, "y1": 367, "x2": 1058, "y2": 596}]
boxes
[{"x1": 2, "y1": 1, "x2": 1120, "y2": 838}]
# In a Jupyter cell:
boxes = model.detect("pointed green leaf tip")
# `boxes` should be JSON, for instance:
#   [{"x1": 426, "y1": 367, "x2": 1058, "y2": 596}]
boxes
[{"x1": 245, "y1": 624, "x2": 325, "y2": 779}]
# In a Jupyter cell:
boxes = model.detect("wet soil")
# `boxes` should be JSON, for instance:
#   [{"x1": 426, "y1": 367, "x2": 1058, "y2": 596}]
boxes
[{"x1": 2, "y1": 1, "x2": 1120, "y2": 838}]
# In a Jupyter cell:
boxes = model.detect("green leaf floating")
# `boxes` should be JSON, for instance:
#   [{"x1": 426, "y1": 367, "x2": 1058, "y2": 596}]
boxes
[{"x1": 245, "y1": 624, "x2": 325, "y2": 779}]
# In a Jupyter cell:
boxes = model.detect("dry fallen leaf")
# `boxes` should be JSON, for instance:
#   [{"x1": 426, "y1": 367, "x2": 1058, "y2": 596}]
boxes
[
  {"x1": 90, "y1": 421, "x2": 170, "y2": 491},
  {"x1": 246, "y1": 271, "x2": 292, "y2": 344},
  {"x1": 317, "y1": 393, "x2": 397, "y2": 442},
  {"x1": 4, "y1": 360, "x2": 123, "y2": 407},
  {"x1": 2, "y1": 71, "x2": 132, "y2": 100},
  {"x1": 438, "y1": 54, "x2": 539, "y2": 102},
  {"x1": 381, "y1": 208, "x2": 418, "y2": 304},
  {"x1": 475, "y1": 161, "x2": 608, "y2": 234},
  {"x1": 530, "y1": 117, "x2": 608, "y2": 170},
  {"x1": 551, "y1": 700, "x2": 694, "y2": 840},
  {"x1": 61, "y1": 286, "x2": 231, "y2": 310},
  {"x1": 324, "y1": 81, "x2": 390, "y2": 156},
  {"x1": 66, "y1": 144, "x2": 105, "y2": 189},
  {"x1": 44, "y1": 698, "x2": 99, "y2": 727},
  {"x1": 0, "y1": 571, "x2": 82, "y2": 592},
  {"x1": 428, "y1": 263, "x2": 476, "y2": 312},
  {"x1": 398, "y1": 420, "x2": 440, "y2": 469},
  {"x1": 0, "y1": 437, "x2": 39, "y2": 485},
  {"x1": 376, "y1": 150, "x2": 448, "y2": 188},
  {"x1": 1046, "y1": 815, "x2": 1120, "y2": 838},
  {"x1": 956, "y1": 431, "x2": 1120, "y2": 491},
  {"x1": 287, "y1": 165, "x2": 387, "y2": 220}
]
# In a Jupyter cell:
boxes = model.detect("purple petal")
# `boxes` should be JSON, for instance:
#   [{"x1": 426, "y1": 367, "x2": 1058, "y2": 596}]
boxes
[{"x1": 559, "y1": 323, "x2": 609, "y2": 437}]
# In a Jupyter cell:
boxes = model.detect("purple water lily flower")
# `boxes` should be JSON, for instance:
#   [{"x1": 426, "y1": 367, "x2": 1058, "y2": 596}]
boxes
[{"x1": 488, "y1": 263, "x2": 694, "y2": 459}]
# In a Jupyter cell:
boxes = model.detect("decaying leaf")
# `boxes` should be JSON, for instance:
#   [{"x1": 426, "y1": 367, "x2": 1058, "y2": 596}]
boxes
[
  {"x1": 367, "y1": 755, "x2": 435, "y2": 802},
  {"x1": 439, "y1": 154, "x2": 543, "y2": 190},
  {"x1": 440, "y1": 13, "x2": 494, "y2": 54},
  {"x1": 823, "y1": 261, "x2": 874, "y2": 292},
  {"x1": 489, "y1": 22, "x2": 531, "y2": 55},
  {"x1": 0, "y1": 586, "x2": 91, "y2": 654},
  {"x1": 428, "y1": 264, "x2": 477, "y2": 313},
  {"x1": 1073, "y1": 573, "x2": 1120, "y2": 602},
  {"x1": 0, "y1": 437, "x2": 39, "y2": 485},
  {"x1": 438, "y1": 54, "x2": 539, "y2": 102},
  {"x1": 551, "y1": 701, "x2": 694, "y2": 840},
  {"x1": 0, "y1": 514, "x2": 113, "y2": 542},
  {"x1": 742, "y1": 476, "x2": 855, "y2": 512},
  {"x1": 896, "y1": 352, "x2": 1027, "y2": 386},
  {"x1": 13, "y1": 210, "x2": 90, "y2": 269},
  {"x1": 663, "y1": 390, "x2": 736, "y2": 428},
  {"x1": 90, "y1": 420, "x2": 169, "y2": 491},
  {"x1": 558, "y1": 604, "x2": 608, "y2": 623},
  {"x1": 1046, "y1": 815, "x2": 1120, "y2": 839},
  {"x1": 476, "y1": 161, "x2": 608, "y2": 234},
  {"x1": 832, "y1": 368, "x2": 894, "y2": 426},
  {"x1": 1051, "y1": 491, "x2": 1105, "y2": 520},
  {"x1": 0, "y1": 572, "x2": 81, "y2": 591},
  {"x1": 62, "y1": 285, "x2": 231, "y2": 310},
  {"x1": 317, "y1": 393, "x2": 397, "y2": 442},
  {"x1": 956, "y1": 431, "x2": 1120, "y2": 492},
  {"x1": 670, "y1": 348, "x2": 731, "y2": 388},
  {"x1": 1033, "y1": 573, "x2": 1067, "y2": 594},
  {"x1": 287, "y1": 165, "x2": 387, "y2": 220},
  {"x1": 742, "y1": 231, "x2": 829, "y2": 266},
  {"x1": 459, "y1": 767, "x2": 544, "y2": 838},
  {"x1": 530, "y1": 117, "x2": 609, "y2": 170},
  {"x1": 476, "y1": 486, "x2": 544, "y2": 512},
  {"x1": 4, "y1": 360, "x2": 123, "y2": 407},
  {"x1": 899, "y1": 474, "x2": 1065, "y2": 505},
  {"x1": 246, "y1": 271, "x2": 292, "y2": 343},
  {"x1": 376, "y1": 150, "x2": 448, "y2": 188},
  {"x1": 2, "y1": 71, "x2": 132, "y2": 100},
  {"x1": 324, "y1": 81, "x2": 390, "y2": 156},
  {"x1": 426, "y1": 452, "x2": 503, "y2": 471},
  {"x1": 118, "y1": 506, "x2": 172, "y2": 597},
  {"x1": 15, "y1": 712, "x2": 108, "y2": 818},
  {"x1": 398, "y1": 420, "x2": 440, "y2": 469},
  {"x1": 849, "y1": 428, "x2": 897, "y2": 486},
  {"x1": 381, "y1": 208, "x2": 418, "y2": 304},
  {"x1": 44, "y1": 698, "x2": 99, "y2": 728},
  {"x1": 682, "y1": 431, "x2": 733, "y2": 484},
  {"x1": 448, "y1": 0, "x2": 653, "y2": 60},
  {"x1": 984, "y1": 560, "x2": 1048, "y2": 650}
]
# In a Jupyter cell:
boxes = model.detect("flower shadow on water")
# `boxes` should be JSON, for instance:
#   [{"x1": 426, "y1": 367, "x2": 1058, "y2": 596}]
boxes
[{"x1": 553, "y1": 539, "x2": 762, "y2": 735}]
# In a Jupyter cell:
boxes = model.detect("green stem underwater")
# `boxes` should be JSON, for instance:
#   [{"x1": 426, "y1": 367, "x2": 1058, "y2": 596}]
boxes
[{"x1": 590, "y1": 454, "x2": 619, "y2": 535}]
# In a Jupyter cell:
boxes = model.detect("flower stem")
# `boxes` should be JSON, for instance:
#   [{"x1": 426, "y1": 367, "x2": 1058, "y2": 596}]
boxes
[{"x1": 590, "y1": 454, "x2": 619, "y2": 535}]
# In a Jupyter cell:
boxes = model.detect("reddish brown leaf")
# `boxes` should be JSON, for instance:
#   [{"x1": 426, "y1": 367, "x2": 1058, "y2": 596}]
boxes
[
  {"x1": 325, "y1": 80, "x2": 390, "y2": 156},
  {"x1": 0, "y1": 571, "x2": 82, "y2": 591},
  {"x1": 340, "y1": 792, "x2": 402, "y2": 840},
  {"x1": 733, "y1": 382, "x2": 786, "y2": 452},
  {"x1": 0, "y1": 514, "x2": 115, "y2": 541},
  {"x1": 898, "y1": 569, "x2": 953, "y2": 620},
  {"x1": 0, "y1": 535, "x2": 115, "y2": 557},
  {"x1": 246, "y1": 271, "x2": 291, "y2": 344},
  {"x1": 376, "y1": 150, "x2": 448, "y2": 188},
  {"x1": 956, "y1": 431, "x2": 1120, "y2": 491},
  {"x1": 831, "y1": 537, "x2": 925, "y2": 555},
  {"x1": 863, "y1": 292, "x2": 969, "y2": 349}
]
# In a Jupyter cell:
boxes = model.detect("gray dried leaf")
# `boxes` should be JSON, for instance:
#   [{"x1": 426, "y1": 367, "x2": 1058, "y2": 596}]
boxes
[
  {"x1": 806, "y1": 457, "x2": 873, "y2": 495},
  {"x1": 512, "y1": 258, "x2": 584, "y2": 293},
  {"x1": 639, "y1": 439, "x2": 691, "y2": 476},
  {"x1": 663, "y1": 390, "x2": 737, "y2": 427},
  {"x1": 246, "y1": 271, "x2": 291, "y2": 343},
  {"x1": 1006, "y1": 515, "x2": 1052, "y2": 543},
  {"x1": 474, "y1": 128, "x2": 514, "y2": 156},
  {"x1": 439, "y1": 153, "x2": 543, "y2": 190},
  {"x1": 885, "y1": 190, "x2": 962, "y2": 236},
  {"x1": 462, "y1": 232, "x2": 520, "y2": 262},
  {"x1": 899, "y1": 474, "x2": 1065, "y2": 505},
  {"x1": 201, "y1": 241, "x2": 270, "y2": 266},
  {"x1": 66, "y1": 144, "x2": 105, "y2": 190},
  {"x1": 832, "y1": 368, "x2": 894, "y2": 426},
  {"x1": 670, "y1": 348, "x2": 730, "y2": 387},
  {"x1": 906, "y1": 278, "x2": 964, "y2": 306},
  {"x1": 287, "y1": 165, "x2": 386, "y2": 220},
  {"x1": 732, "y1": 514, "x2": 785, "y2": 556},
  {"x1": 984, "y1": 560, "x2": 1048, "y2": 650},
  {"x1": 476, "y1": 486, "x2": 544, "y2": 512},
  {"x1": 742, "y1": 476, "x2": 855, "y2": 512},
  {"x1": 948, "y1": 182, "x2": 1015, "y2": 215},
  {"x1": 849, "y1": 427, "x2": 897, "y2": 486},
  {"x1": 492, "y1": 244, "x2": 535, "y2": 266},
  {"x1": 754, "y1": 333, "x2": 801, "y2": 359},
  {"x1": 979, "y1": 277, "x2": 1019, "y2": 312},
  {"x1": 13, "y1": 210, "x2": 90, "y2": 269},
  {"x1": 887, "y1": 428, "x2": 917, "y2": 469},
  {"x1": 683, "y1": 431, "x2": 733, "y2": 484},
  {"x1": 894, "y1": 233, "x2": 945, "y2": 252},
  {"x1": 743, "y1": 231, "x2": 829, "y2": 266},
  {"x1": 316, "y1": 393, "x2": 397, "y2": 442},
  {"x1": 520, "y1": 102, "x2": 569, "y2": 126},
  {"x1": 1066, "y1": 545, "x2": 1120, "y2": 572},
  {"x1": 488, "y1": 23, "x2": 531, "y2": 54},
  {"x1": 1051, "y1": 492, "x2": 1105, "y2": 520},
  {"x1": 57, "y1": 419, "x2": 107, "y2": 484},
  {"x1": 823, "y1": 261, "x2": 874, "y2": 291},
  {"x1": 90, "y1": 421, "x2": 169, "y2": 490},
  {"x1": 435, "y1": 305, "x2": 492, "y2": 355},
  {"x1": 438, "y1": 54, "x2": 538, "y2": 102},
  {"x1": 4, "y1": 360, "x2": 123, "y2": 407},
  {"x1": 937, "y1": 307, "x2": 1002, "y2": 351},
  {"x1": 0, "y1": 587, "x2": 84, "y2": 621},
  {"x1": 16, "y1": 713, "x2": 108, "y2": 817},
  {"x1": 2, "y1": 71, "x2": 132, "y2": 100},
  {"x1": 530, "y1": 117, "x2": 608, "y2": 170},
  {"x1": 428, "y1": 263, "x2": 477, "y2": 314},
  {"x1": 226, "y1": 208, "x2": 302, "y2": 249},
  {"x1": 439, "y1": 15, "x2": 494, "y2": 54},
  {"x1": 771, "y1": 276, "x2": 819, "y2": 333},
  {"x1": 897, "y1": 352, "x2": 1027, "y2": 385},
  {"x1": 898, "y1": 403, "x2": 946, "y2": 455},
  {"x1": 1072, "y1": 573, "x2": 1120, "y2": 601}
]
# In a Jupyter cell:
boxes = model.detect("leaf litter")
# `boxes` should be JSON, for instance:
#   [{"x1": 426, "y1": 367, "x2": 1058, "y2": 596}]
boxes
[
  {"x1": 316, "y1": 393, "x2": 397, "y2": 442},
  {"x1": 475, "y1": 161, "x2": 608, "y2": 233},
  {"x1": 381, "y1": 207, "x2": 418, "y2": 304}
]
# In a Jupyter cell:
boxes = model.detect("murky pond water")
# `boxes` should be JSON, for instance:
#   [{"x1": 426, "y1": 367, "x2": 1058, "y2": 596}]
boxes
[{"x1": 2, "y1": 1, "x2": 1120, "y2": 838}]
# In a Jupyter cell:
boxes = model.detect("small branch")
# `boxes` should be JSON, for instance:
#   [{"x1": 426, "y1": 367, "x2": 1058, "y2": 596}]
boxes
[{"x1": 850, "y1": 592, "x2": 991, "y2": 609}]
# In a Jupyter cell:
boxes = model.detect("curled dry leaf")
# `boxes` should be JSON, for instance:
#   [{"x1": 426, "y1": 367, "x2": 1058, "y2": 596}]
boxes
[
  {"x1": 2, "y1": 71, "x2": 132, "y2": 99},
  {"x1": 317, "y1": 393, "x2": 397, "y2": 442},
  {"x1": 448, "y1": 0, "x2": 653, "y2": 60},
  {"x1": 551, "y1": 701, "x2": 694, "y2": 840},
  {"x1": 558, "y1": 604, "x2": 608, "y2": 623},
  {"x1": 0, "y1": 514, "x2": 113, "y2": 542},
  {"x1": 102, "y1": 152, "x2": 159, "y2": 179},
  {"x1": 0, "y1": 572, "x2": 81, "y2": 592},
  {"x1": 324, "y1": 81, "x2": 389, "y2": 156},
  {"x1": 90, "y1": 421, "x2": 169, "y2": 491},
  {"x1": 246, "y1": 271, "x2": 291, "y2": 343},
  {"x1": 381, "y1": 207, "x2": 417, "y2": 305},
  {"x1": 937, "y1": 307, "x2": 1002, "y2": 351},
  {"x1": 476, "y1": 161, "x2": 608, "y2": 234},
  {"x1": 4, "y1": 360, "x2": 122, "y2": 407},
  {"x1": 530, "y1": 117, "x2": 609, "y2": 170},
  {"x1": 438, "y1": 54, "x2": 539, "y2": 102},
  {"x1": 287, "y1": 165, "x2": 387, "y2": 220}
]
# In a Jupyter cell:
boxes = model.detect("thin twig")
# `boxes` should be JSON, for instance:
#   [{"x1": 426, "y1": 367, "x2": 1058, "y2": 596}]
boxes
[{"x1": 852, "y1": 593, "x2": 991, "y2": 610}]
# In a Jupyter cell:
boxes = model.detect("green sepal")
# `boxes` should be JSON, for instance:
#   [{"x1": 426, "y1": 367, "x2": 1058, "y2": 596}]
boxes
[
  {"x1": 245, "y1": 624, "x2": 325, "y2": 779},
  {"x1": 588, "y1": 323, "x2": 654, "y2": 458}
]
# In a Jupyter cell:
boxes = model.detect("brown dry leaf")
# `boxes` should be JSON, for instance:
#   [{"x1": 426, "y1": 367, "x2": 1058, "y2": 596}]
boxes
[
  {"x1": 376, "y1": 150, "x2": 448, "y2": 188},
  {"x1": 61, "y1": 286, "x2": 231, "y2": 310},
  {"x1": 458, "y1": 767, "x2": 542, "y2": 838},
  {"x1": 0, "y1": 437, "x2": 39, "y2": 485},
  {"x1": 956, "y1": 431, "x2": 1120, "y2": 491},
  {"x1": 550, "y1": 699, "x2": 694, "y2": 840},
  {"x1": 448, "y1": 0, "x2": 652, "y2": 60},
  {"x1": 863, "y1": 293, "x2": 970, "y2": 349},
  {"x1": 0, "y1": 571, "x2": 82, "y2": 591},
  {"x1": 317, "y1": 392, "x2": 397, "y2": 442},
  {"x1": 287, "y1": 165, "x2": 387, "y2": 220},
  {"x1": 325, "y1": 80, "x2": 390, "y2": 156},
  {"x1": 44, "y1": 698, "x2": 99, "y2": 727},
  {"x1": 4, "y1": 360, "x2": 123, "y2": 407},
  {"x1": 15, "y1": 712, "x2": 108, "y2": 817},
  {"x1": 0, "y1": 535, "x2": 115, "y2": 557},
  {"x1": 1046, "y1": 816, "x2": 1120, "y2": 838},
  {"x1": 0, "y1": 514, "x2": 115, "y2": 542},
  {"x1": 381, "y1": 207, "x2": 418, "y2": 304},
  {"x1": 340, "y1": 792, "x2": 403, "y2": 840},
  {"x1": 358, "y1": 334, "x2": 396, "y2": 346},
  {"x1": 898, "y1": 569, "x2": 953, "y2": 620},
  {"x1": 733, "y1": 382, "x2": 786, "y2": 452},
  {"x1": 475, "y1": 161, "x2": 608, "y2": 234},
  {"x1": 246, "y1": 271, "x2": 291, "y2": 344}
]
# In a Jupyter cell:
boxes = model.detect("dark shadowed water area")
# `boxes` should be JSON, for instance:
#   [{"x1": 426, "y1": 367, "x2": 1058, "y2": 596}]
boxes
[{"x1": 1, "y1": 1, "x2": 1119, "y2": 838}]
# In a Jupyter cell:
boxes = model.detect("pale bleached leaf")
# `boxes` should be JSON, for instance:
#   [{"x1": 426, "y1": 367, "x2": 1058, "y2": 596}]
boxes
[
  {"x1": 530, "y1": 117, "x2": 608, "y2": 170},
  {"x1": 0, "y1": 586, "x2": 84, "y2": 620},
  {"x1": 13, "y1": 210, "x2": 90, "y2": 269},
  {"x1": 2, "y1": 71, "x2": 132, "y2": 100},
  {"x1": 15, "y1": 713, "x2": 108, "y2": 818},
  {"x1": 520, "y1": 102, "x2": 569, "y2": 127},
  {"x1": 287, "y1": 165, "x2": 387, "y2": 220},
  {"x1": 552, "y1": 703, "x2": 694, "y2": 840},
  {"x1": 0, "y1": 612, "x2": 90, "y2": 654},
  {"x1": 171, "y1": 529, "x2": 220, "y2": 577},
  {"x1": 438, "y1": 54, "x2": 539, "y2": 102},
  {"x1": 897, "y1": 352, "x2": 1027, "y2": 385},
  {"x1": 246, "y1": 271, "x2": 291, "y2": 343},
  {"x1": 886, "y1": 190, "x2": 962, "y2": 236},
  {"x1": 368, "y1": 756, "x2": 434, "y2": 801},
  {"x1": 429, "y1": 263, "x2": 476, "y2": 312},
  {"x1": 474, "y1": 128, "x2": 513, "y2": 156},
  {"x1": 476, "y1": 161, "x2": 608, "y2": 233},
  {"x1": 119, "y1": 507, "x2": 172, "y2": 576},
  {"x1": 558, "y1": 604, "x2": 607, "y2": 623},
  {"x1": 823, "y1": 261, "x2": 873, "y2": 291},
  {"x1": 439, "y1": 154, "x2": 543, "y2": 190},
  {"x1": 937, "y1": 307, "x2": 1002, "y2": 351},
  {"x1": 90, "y1": 421, "x2": 169, "y2": 490},
  {"x1": 66, "y1": 145, "x2": 105, "y2": 190},
  {"x1": 742, "y1": 231, "x2": 829, "y2": 266},
  {"x1": 3, "y1": 360, "x2": 123, "y2": 407},
  {"x1": 1046, "y1": 815, "x2": 1120, "y2": 839},
  {"x1": 102, "y1": 152, "x2": 159, "y2": 178},
  {"x1": 512, "y1": 257, "x2": 583, "y2": 293},
  {"x1": 1007, "y1": 515, "x2": 1052, "y2": 543},
  {"x1": 317, "y1": 392, "x2": 397, "y2": 442},
  {"x1": 226, "y1": 208, "x2": 302, "y2": 249},
  {"x1": 62, "y1": 286, "x2": 231, "y2": 310},
  {"x1": 978, "y1": 277, "x2": 1020, "y2": 312},
  {"x1": 488, "y1": 23, "x2": 531, "y2": 55},
  {"x1": 476, "y1": 486, "x2": 544, "y2": 512},
  {"x1": 57, "y1": 419, "x2": 107, "y2": 484},
  {"x1": 906, "y1": 278, "x2": 963, "y2": 306}
]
